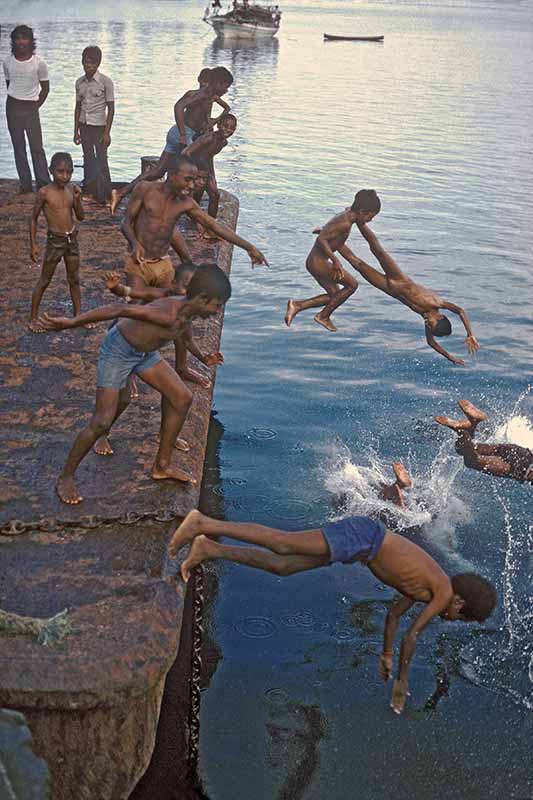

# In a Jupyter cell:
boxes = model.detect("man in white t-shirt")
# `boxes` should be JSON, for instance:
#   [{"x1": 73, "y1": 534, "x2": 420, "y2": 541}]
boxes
[
  {"x1": 74, "y1": 46, "x2": 115, "y2": 206},
  {"x1": 3, "y1": 25, "x2": 50, "y2": 193}
]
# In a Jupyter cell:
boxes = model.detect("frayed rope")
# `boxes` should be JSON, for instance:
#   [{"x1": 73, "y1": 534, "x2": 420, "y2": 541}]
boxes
[{"x1": 0, "y1": 608, "x2": 72, "y2": 646}]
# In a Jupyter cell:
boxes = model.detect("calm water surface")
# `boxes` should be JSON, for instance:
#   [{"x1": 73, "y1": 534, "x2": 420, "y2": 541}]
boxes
[{"x1": 1, "y1": 0, "x2": 533, "y2": 797}]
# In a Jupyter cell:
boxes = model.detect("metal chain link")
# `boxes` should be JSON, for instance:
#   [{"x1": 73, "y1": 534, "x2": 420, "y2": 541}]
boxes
[
  {"x1": 0, "y1": 508, "x2": 178, "y2": 536},
  {"x1": 187, "y1": 564, "x2": 204, "y2": 778}
]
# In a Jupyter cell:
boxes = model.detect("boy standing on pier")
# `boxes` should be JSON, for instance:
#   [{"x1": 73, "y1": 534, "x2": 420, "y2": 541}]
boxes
[
  {"x1": 182, "y1": 113, "x2": 237, "y2": 222},
  {"x1": 29, "y1": 152, "x2": 85, "y2": 332},
  {"x1": 174, "y1": 66, "x2": 233, "y2": 149},
  {"x1": 285, "y1": 189, "x2": 381, "y2": 332},
  {"x1": 37, "y1": 264, "x2": 231, "y2": 504},
  {"x1": 74, "y1": 46, "x2": 115, "y2": 206}
]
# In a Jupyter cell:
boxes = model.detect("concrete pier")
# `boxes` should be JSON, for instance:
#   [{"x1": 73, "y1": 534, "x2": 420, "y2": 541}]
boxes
[{"x1": 0, "y1": 180, "x2": 239, "y2": 799}]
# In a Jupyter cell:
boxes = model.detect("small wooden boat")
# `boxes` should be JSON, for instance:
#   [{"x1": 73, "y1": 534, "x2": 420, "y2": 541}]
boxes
[{"x1": 323, "y1": 33, "x2": 384, "y2": 42}]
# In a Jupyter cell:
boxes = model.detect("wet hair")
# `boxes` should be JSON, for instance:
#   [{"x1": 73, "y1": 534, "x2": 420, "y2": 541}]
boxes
[
  {"x1": 166, "y1": 155, "x2": 197, "y2": 174},
  {"x1": 187, "y1": 263, "x2": 232, "y2": 304},
  {"x1": 198, "y1": 67, "x2": 212, "y2": 82},
  {"x1": 351, "y1": 189, "x2": 381, "y2": 213},
  {"x1": 11, "y1": 25, "x2": 36, "y2": 55},
  {"x1": 82, "y1": 46, "x2": 102, "y2": 66},
  {"x1": 451, "y1": 573, "x2": 497, "y2": 622},
  {"x1": 431, "y1": 315, "x2": 452, "y2": 337},
  {"x1": 209, "y1": 66, "x2": 234, "y2": 88},
  {"x1": 50, "y1": 152, "x2": 73, "y2": 170}
]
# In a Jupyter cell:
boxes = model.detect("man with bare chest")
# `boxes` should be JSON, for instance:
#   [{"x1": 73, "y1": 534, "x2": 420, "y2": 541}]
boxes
[
  {"x1": 122, "y1": 154, "x2": 267, "y2": 291},
  {"x1": 285, "y1": 189, "x2": 381, "y2": 332}
]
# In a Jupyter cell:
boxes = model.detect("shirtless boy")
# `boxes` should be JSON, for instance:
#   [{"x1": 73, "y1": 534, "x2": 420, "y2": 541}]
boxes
[
  {"x1": 342, "y1": 222, "x2": 480, "y2": 364},
  {"x1": 285, "y1": 189, "x2": 381, "y2": 332},
  {"x1": 121, "y1": 155, "x2": 267, "y2": 294},
  {"x1": 37, "y1": 263, "x2": 231, "y2": 504},
  {"x1": 182, "y1": 113, "x2": 237, "y2": 221},
  {"x1": 29, "y1": 152, "x2": 85, "y2": 332},
  {"x1": 169, "y1": 507, "x2": 496, "y2": 714},
  {"x1": 436, "y1": 399, "x2": 533, "y2": 484},
  {"x1": 174, "y1": 66, "x2": 233, "y2": 150}
]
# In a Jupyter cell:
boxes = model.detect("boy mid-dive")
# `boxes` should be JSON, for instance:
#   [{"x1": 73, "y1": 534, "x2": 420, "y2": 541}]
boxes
[
  {"x1": 344, "y1": 222, "x2": 480, "y2": 365},
  {"x1": 168, "y1": 505, "x2": 496, "y2": 715},
  {"x1": 37, "y1": 263, "x2": 231, "y2": 505},
  {"x1": 436, "y1": 399, "x2": 533, "y2": 484},
  {"x1": 285, "y1": 189, "x2": 381, "y2": 332}
]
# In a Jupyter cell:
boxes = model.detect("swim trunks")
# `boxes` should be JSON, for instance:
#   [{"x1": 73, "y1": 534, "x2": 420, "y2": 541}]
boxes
[
  {"x1": 125, "y1": 253, "x2": 174, "y2": 286},
  {"x1": 43, "y1": 228, "x2": 80, "y2": 263},
  {"x1": 322, "y1": 516, "x2": 386, "y2": 565},
  {"x1": 492, "y1": 444, "x2": 533, "y2": 482},
  {"x1": 97, "y1": 325, "x2": 162, "y2": 389},
  {"x1": 163, "y1": 124, "x2": 197, "y2": 154}
]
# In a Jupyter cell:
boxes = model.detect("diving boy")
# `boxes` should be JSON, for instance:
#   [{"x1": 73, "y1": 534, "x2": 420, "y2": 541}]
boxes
[
  {"x1": 285, "y1": 189, "x2": 381, "y2": 332},
  {"x1": 36, "y1": 263, "x2": 231, "y2": 505},
  {"x1": 436, "y1": 399, "x2": 533, "y2": 483},
  {"x1": 182, "y1": 113, "x2": 237, "y2": 221},
  {"x1": 29, "y1": 152, "x2": 85, "y2": 332},
  {"x1": 169, "y1": 508, "x2": 496, "y2": 715},
  {"x1": 343, "y1": 221, "x2": 480, "y2": 364},
  {"x1": 74, "y1": 46, "x2": 114, "y2": 206}
]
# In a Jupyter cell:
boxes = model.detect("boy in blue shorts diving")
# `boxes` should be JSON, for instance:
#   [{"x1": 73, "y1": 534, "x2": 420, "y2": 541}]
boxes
[{"x1": 169, "y1": 472, "x2": 496, "y2": 715}]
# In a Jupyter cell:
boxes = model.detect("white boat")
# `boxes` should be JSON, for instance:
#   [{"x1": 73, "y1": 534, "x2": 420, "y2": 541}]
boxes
[{"x1": 204, "y1": 1, "x2": 281, "y2": 39}]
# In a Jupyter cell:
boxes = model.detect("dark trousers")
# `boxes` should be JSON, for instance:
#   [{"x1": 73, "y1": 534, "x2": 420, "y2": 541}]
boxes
[
  {"x1": 6, "y1": 96, "x2": 50, "y2": 192},
  {"x1": 79, "y1": 123, "x2": 112, "y2": 203}
]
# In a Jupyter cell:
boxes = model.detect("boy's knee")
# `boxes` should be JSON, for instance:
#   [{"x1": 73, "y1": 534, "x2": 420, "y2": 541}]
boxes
[
  {"x1": 67, "y1": 273, "x2": 80, "y2": 288},
  {"x1": 91, "y1": 414, "x2": 114, "y2": 436},
  {"x1": 171, "y1": 386, "x2": 193, "y2": 411}
]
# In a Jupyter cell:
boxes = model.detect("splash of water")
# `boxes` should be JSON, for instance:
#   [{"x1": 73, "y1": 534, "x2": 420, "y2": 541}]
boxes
[{"x1": 494, "y1": 414, "x2": 533, "y2": 449}]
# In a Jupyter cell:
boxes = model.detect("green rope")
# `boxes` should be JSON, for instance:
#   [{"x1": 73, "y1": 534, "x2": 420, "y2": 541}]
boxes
[{"x1": 0, "y1": 608, "x2": 72, "y2": 646}]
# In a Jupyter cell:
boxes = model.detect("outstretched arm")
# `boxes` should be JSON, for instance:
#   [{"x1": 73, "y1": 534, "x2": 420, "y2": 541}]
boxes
[
  {"x1": 441, "y1": 301, "x2": 480, "y2": 354},
  {"x1": 391, "y1": 588, "x2": 452, "y2": 714},
  {"x1": 425, "y1": 328, "x2": 465, "y2": 366},
  {"x1": 186, "y1": 203, "x2": 269, "y2": 267},
  {"x1": 37, "y1": 300, "x2": 179, "y2": 331},
  {"x1": 102, "y1": 271, "x2": 172, "y2": 302},
  {"x1": 380, "y1": 595, "x2": 414, "y2": 682},
  {"x1": 180, "y1": 327, "x2": 224, "y2": 366}
]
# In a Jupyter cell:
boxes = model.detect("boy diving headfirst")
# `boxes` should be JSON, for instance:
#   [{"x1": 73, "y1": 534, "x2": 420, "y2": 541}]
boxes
[
  {"x1": 436, "y1": 399, "x2": 533, "y2": 484},
  {"x1": 343, "y1": 222, "x2": 480, "y2": 364},
  {"x1": 285, "y1": 189, "x2": 381, "y2": 332},
  {"x1": 37, "y1": 264, "x2": 231, "y2": 505},
  {"x1": 169, "y1": 503, "x2": 496, "y2": 715}
]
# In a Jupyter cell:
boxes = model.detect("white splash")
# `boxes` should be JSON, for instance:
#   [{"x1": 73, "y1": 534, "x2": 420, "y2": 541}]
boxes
[{"x1": 494, "y1": 415, "x2": 533, "y2": 449}]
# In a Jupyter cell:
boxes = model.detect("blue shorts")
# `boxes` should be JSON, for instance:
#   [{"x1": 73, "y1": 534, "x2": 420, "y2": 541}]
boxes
[
  {"x1": 322, "y1": 516, "x2": 386, "y2": 565},
  {"x1": 96, "y1": 326, "x2": 162, "y2": 390},
  {"x1": 164, "y1": 124, "x2": 197, "y2": 154}
]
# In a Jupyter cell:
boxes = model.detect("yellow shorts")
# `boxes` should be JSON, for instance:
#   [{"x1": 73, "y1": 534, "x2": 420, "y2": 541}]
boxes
[{"x1": 124, "y1": 254, "x2": 174, "y2": 287}]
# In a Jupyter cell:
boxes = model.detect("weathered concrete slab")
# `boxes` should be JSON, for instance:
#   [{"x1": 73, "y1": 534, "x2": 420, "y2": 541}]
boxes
[
  {"x1": 0, "y1": 179, "x2": 237, "y2": 528},
  {"x1": 0, "y1": 180, "x2": 239, "y2": 799}
]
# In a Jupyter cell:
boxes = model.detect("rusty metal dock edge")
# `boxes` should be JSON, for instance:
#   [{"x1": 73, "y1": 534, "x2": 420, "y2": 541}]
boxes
[{"x1": 0, "y1": 181, "x2": 239, "y2": 799}]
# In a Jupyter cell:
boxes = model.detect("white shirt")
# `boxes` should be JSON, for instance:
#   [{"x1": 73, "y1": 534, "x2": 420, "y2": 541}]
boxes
[
  {"x1": 3, "y1": 54, "x2": 49, "y2": 101},
  {"x1": 75, "y1": 71, "x2": 114, "y2": 126}
]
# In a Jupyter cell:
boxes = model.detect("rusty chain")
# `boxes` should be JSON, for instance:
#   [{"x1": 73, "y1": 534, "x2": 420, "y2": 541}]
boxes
[
  {"x1": 187, "y1": 564, "x2": 204, "y2": 779},
  {"x1": 0, "y1": 508, "x2": 177, "y2": 536}
]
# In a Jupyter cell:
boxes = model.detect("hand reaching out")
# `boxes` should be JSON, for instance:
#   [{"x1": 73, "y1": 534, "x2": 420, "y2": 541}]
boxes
[{"x1": 464, "y1": 335, "x2": 480, "y2": 355}]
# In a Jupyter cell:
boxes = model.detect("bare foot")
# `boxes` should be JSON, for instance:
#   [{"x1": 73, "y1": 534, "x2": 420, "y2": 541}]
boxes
[
  {"x1": 129, "y1": 376, "x2": 139, "y2": 400},
  {"x1": 28, "y1": 319, "x2": 46, "y2": 333},
  {"x1": 457, "y1": 399, "x2": 487, "y2": 424},
  {"x1": 156, "y1": 434, "x2": 190, "y2": 452},
  {"x1": 83, "y1": 322, "x2": 97, "y2": 329},
  {"x1": 151, "y1": 464, "x2": 197, "y2": 484},
  {"x1": 56, "y1": 476, "x2": 83, "y2": 504},
  {"x1": 110, "y1": 189, "x2": 121, "y2": 216},
  {"x1": 168, "y1": 509, "x2": 205, "y2": 556},
  {"x1": 178, "y1": 368, "x2": 211, "y2": 389},
  {"x1": 181, "y1": 535, "x2": 216, "y2": 582},
  {"x1": 314, "y1": 314, "x2": 337, "y2": 332},
  {"x1": 434, "y1": 415, "x2": 472, "y2": 432},
  {"x1": 94, "y1": 436, "x2": 113, "y2": 456},
  {"x1": 285, "y1": 300, "x2": 300, "y2": 327},
  {"x1": 392, "y1": 462, "x2": 412, "y2": 489}
]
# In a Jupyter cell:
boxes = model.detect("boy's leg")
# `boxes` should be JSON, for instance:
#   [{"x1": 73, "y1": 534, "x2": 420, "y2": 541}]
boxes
[
  {"x1": 170, "y1": 508, "x2": 330, "y2": 556},
  {"x1": 110, "y1": 151, "x2": 173, "y2": 214},
  {"x1": 181, "y1": 536, "x2": 329, "y2": 583},
  {"x1": 285, "y1": 252, "x2": 339, "y2": 326},
  {"x1": 94, "y1": 385, "x2": 132, "y2": 456},
  {"x1": 314, "y1": 266, "x2": 358, "y2": 332},
  {"x1": 56, "y1": 387, "x2": 121, "y2": 504},
  {"x1": 174, "y1": 337, "x2": 211, "y2": 389},
  {"x1": 337, "y1": 244, "x2": 392, "y2": 291},
  {"x1": 137, "y1": 359, "x2": 194, "y2": 483},
  {"x1": 457, "y1": 433, "x2": 512, "y2": 477},
  {"x1": 29, "y1": 246, "x2": 62, "y2": 331},
  {"x1": 64, "y1": 255, "x2": 82, "y2": 317}
]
